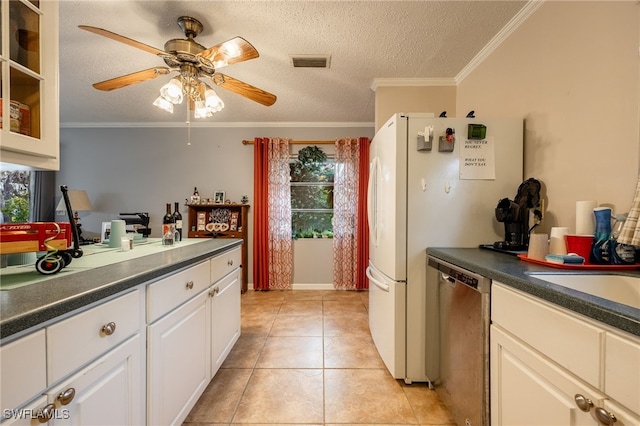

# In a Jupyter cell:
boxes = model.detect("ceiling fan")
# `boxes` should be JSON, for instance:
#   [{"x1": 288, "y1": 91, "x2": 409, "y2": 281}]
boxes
[{"x1": 79, "y1": 16, "x2": 276, "y2": 117}]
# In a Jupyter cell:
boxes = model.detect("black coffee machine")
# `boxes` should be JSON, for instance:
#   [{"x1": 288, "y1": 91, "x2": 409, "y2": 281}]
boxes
[{"x1": 493, "y1": 178, "x2": 543, "y2": 251}]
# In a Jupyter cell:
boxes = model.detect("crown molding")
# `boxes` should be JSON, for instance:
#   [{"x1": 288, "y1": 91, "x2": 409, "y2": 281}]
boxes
[
  {"x1": 455, "y1": 0, "x2": 544, "y2": 84},
  {"x1": 370, "y1": 0, "x2": 544, "y2": 91},
  {"x1": 60, "y1": 121, "x2": 375, "y2": 129},
  {"x1": 370, "y1": 78, "x2": 456, "y2": 91}
]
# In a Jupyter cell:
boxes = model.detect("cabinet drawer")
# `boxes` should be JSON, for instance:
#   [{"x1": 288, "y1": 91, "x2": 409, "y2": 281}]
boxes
[
  {"x1": 146, "y1": 260, "x2": 210, "y2": 323},
  {"x1": 605, "y1": 331, "x2": 640, "y2": 414},
  {"x1": 492, "y1": 284, "x2": 604, "y2": 388},
  {"x1": 211, "y1": 247, "x2": 241, "y2": 284},
  {"x1": 47, "y1": 290, "x2": 142, "y2": 384},
  {"x1": 0, "y1": 330, "x2": 46, "y2": 413}
]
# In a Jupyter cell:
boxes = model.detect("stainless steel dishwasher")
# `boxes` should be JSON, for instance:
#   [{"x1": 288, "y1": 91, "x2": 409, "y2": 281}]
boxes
[{"x1": 426, "y1": 256, "x2": 491, "y2": 426}]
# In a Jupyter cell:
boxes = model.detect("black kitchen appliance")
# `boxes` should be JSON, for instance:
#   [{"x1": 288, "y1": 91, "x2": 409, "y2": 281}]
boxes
[
  {"x1": 489, "y1": 178, "x2": 543, "y2": 252},
  {"x1": 119, "y1": 212, "x2": 151, "y2": 237}
]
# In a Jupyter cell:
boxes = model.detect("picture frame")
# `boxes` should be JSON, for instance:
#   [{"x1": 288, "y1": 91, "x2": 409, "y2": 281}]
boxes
[{"x1": 214, "y1": 191, "x2": 225, "y2": 204}]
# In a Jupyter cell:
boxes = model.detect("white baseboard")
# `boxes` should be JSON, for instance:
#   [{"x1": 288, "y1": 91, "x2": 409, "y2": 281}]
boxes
[{"x1": 291, "y1": 283, "x2": 335, "y2": 290}]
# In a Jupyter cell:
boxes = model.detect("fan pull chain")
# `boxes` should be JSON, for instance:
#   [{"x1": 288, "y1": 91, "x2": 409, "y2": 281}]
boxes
[{"x1": 186, "y1": 107, "x2": 191, "y2": 146}]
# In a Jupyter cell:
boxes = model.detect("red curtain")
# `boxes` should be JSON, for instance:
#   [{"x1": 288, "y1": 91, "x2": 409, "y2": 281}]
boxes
[
  {"x1": 253, "y1": 138, "x2": 270, "y2": 290},
  {"x1": 356, "y1": 137, "x2": 370, "y2": 290}
]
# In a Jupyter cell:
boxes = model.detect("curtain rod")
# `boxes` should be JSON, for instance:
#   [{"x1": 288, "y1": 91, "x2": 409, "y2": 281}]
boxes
[{"x1": 242, "y1": 139, "x2": 358, "y2": 145}]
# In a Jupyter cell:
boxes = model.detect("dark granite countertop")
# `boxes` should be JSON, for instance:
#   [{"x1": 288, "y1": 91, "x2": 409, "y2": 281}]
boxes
[
  {"x1": 426, "y1": 248, "x2": 640, "y2": 337},
  {"x1": 0, "y1": 238, "x2": 242, "y2": 340}
]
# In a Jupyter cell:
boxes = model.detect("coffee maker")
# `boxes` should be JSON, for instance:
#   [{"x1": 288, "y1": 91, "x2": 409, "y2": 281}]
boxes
[{"x1": 493, "y1": 178, "x2": 543, "y2": 251}]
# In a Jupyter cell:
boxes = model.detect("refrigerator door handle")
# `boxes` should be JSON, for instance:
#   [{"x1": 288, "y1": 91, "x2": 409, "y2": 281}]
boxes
[
  {"x1": 367, "y1": 156, "x2": 382, "y2": 246},
  {"x1": 366, "y1": 265, "x2": 390, "y2": 292}
]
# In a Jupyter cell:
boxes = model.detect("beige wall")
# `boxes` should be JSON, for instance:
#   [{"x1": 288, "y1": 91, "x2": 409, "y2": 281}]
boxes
[
  {"x1": 457, "y1": 1, "x2": 639, "y2": 232},
  {"x1": 376, "y1": 1, "x2": 639, "y2": 234},
  {"x1": 375, "y1": 86, "x2": 456, "y2": 131}
]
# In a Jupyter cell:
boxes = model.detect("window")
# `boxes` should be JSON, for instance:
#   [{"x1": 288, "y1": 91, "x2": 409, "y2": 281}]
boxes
[
  {"x1": 290, "y1": 146, "x2": 334, "y2": 238},
  {"x1": 1, "y1": 170, "x2": 32, "y2": 223}
]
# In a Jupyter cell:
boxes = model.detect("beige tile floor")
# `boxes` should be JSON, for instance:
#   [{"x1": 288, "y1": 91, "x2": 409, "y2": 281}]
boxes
[{"x1": 184, "y1": 289, "x2": 456, "y2": 426}]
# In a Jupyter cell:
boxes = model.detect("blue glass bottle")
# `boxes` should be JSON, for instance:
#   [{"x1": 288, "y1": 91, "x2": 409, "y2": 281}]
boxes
[{"x1": 589, "y1": 207, "x2": 612, "y2": 264}]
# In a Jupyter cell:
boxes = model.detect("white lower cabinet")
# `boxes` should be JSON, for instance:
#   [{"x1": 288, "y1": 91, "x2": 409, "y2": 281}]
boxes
[
  {"x1": 147, "y1": 290, "x2": 210, "y2": 426},
  {"x1": 0, "y1": 330, "x2": 46, "y2": 417},
  {"x1": 47, "y1": 334, "x2": 143, "y2": 426},
  {"x1": 491, "y1": 326, "x2": 605, "y2": 425},
  {"x1": 1, "y1": 246, "x2": 242, "y2": 426},
  {"x1": 209, "y1": 267, "x2": 241, "y2": 377},
  {"x1": 491, "y1": 282, "x2": 640, "y2": 426}
]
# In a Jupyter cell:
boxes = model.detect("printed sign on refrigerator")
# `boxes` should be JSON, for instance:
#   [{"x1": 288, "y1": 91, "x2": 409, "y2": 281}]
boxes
[{"x1": 459, "y1": 137, "x2": 496, "y2": 180}]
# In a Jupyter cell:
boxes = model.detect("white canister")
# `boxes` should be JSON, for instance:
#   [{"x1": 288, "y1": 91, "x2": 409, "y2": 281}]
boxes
[{"x1": 109, "y1": 220, "x2": 126, "y2": 248}]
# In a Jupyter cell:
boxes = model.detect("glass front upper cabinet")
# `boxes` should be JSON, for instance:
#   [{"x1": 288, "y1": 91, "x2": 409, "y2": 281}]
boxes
[{"x1": 1, "y1": 0, "x2": 59, "y2": 170}]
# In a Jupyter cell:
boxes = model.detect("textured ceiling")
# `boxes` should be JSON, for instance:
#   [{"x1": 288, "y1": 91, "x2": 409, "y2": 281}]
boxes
[{"x1": 59, "y1": 0, "x2": 528, "y2": 126}]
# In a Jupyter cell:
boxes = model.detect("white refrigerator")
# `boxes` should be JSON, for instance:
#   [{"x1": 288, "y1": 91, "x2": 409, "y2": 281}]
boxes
[{"x1": 366, "y1": 113, "x2": 523, "y2": 383}]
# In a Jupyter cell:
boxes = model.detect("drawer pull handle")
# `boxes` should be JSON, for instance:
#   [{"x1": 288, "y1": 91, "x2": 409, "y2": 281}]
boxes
[
  {"x1": 101, "y1": 322, "x2": 117, "y2": 336},
  {"x1": 227, "y1": 259, "x2": 234, "y2": 266},
  {"x1": 594, "y1": 407, "x2": 617, "y2": 425},
  {"x1": 574, "y1": 394, "x2": 593, "y2": 412},
  {"x1": 209, "y1": 287, "x2": 220, "y2": 297},
  {"x1": 57, "y1": 387, "x2": 76, "y2": 405},
  {"x1": 186, "y1": 281, "x2": 194, "y2": 290},
  {"x1": 37, "y1": 403, "x2": 56, "y2": 423}
]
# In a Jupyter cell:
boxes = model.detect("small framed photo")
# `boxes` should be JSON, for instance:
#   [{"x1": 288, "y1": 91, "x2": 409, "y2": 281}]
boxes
[{"x1": 214, "y1": 191, "x2": 225, "y2": 204}]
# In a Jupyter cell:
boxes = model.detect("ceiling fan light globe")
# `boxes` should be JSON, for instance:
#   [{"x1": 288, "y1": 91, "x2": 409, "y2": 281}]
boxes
[
  {"x1": 160, "y1": 78, "x2": 184, "y2": 104},
  {"x1": 153, "y1": 96, "x2": 174, "y2": 113},
  {"x1": 194, "y1": 100, "x2": 209, "y2": 119},
  {"x1": 205, "y1": 89, "x2": 224, "y2": 111}
]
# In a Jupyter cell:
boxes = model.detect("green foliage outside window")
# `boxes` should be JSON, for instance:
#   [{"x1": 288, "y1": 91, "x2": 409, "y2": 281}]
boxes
[
  {"x1": 1, "y1": 171, "x2": 31, "y2": 223},
  {"x1": 291, "y1": 146, "x2": 334, "y2": 238}
]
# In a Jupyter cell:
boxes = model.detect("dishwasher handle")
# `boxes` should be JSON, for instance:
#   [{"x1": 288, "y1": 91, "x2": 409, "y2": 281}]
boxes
[{"x1": 428, "y1": 256, "x2": 491, "y2": 293}]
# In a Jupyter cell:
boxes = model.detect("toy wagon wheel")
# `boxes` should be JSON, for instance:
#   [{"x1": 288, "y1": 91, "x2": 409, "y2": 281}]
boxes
[
  {"x1": 61, "y1": 251, "x2": 73, "y2": 267},
  {"x1": 35, "y1": 254, "x2": 64, "y2": 275}
]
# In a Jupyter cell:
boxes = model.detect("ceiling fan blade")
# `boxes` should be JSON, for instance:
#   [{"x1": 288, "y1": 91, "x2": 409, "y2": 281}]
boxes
[
  {"x1": 199, "y1": 37, "x2": 259, "y2": 68},
  {"x1": 213, "y1": 74, "x2": 276, "y2": 106},
  {"x1": 93, "y1": 67, "x2": 171, "y2": 91},
  {"x1": 78, "y1": 25, "x2": 166, "y2": 56}
]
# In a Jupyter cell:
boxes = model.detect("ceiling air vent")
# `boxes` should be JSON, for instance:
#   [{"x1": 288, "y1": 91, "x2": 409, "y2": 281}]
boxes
[{"x1": 290, "y1": 55, "x2": 331, "y2": 68}]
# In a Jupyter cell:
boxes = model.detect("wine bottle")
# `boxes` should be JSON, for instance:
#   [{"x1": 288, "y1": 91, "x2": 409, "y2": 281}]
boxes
[
  {"x1": 162, "y1": 203, "x2": 175, "y2": 246},
  {"x1": 173, "y1": 201, "x2": 183, "y2": 241}
]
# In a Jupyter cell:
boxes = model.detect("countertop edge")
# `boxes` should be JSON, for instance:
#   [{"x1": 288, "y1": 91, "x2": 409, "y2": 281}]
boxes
[
  {"x1": 0, "y1": 239, "x2": 242, "y2": 340},
  {"x1": 426, "y1": 247, "x2": 640, "y2": 337}
]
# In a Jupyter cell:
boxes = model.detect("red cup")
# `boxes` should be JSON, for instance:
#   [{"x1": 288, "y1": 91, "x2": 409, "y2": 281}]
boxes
[{"x1": 565, "y1": 234, "x2": 594, "y2": 263}]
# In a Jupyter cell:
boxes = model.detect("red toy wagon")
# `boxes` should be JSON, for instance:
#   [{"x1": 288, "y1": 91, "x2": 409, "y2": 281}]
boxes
[{"x1": 0, "y1": 186, "x2": 83, "y2": 274}]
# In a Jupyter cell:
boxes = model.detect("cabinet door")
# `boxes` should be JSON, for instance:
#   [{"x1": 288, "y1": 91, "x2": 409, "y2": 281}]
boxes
[
  {"x1": 47, "y1": 334, "x2": 143, "y2": 426},
  {"x1": 0, "y1": 0, "x2": 59, "y2": 170},
  {"x1": 0, "y1": 330, "x2": 46, "y2": 415},
  {"x1": 210, "y1": 268, "x2": 241, "y2": 377},
  {"x1": 491, "y1": 325, "x2": 602, "y2": 426},
  {"x1": 147, "y1": 290, "x2": 209, "y2": 426}
]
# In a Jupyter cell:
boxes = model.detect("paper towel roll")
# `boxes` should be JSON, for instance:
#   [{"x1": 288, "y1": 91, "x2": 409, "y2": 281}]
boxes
[
  {"x1": 576, "y1": 201, "x2": 597, "y2": 235},
  {"x1": 109, "y1": 220, "x2": 126, "y2": 248}
]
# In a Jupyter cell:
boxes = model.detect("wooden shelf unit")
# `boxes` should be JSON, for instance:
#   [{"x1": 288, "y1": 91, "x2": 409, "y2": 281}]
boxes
[{"x1": 187, "y1": 203, "x2": 249, "y2": 292}]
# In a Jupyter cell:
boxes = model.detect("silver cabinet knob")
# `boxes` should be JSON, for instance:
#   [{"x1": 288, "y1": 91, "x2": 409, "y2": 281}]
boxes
[
  {"x1": 57, "y1": 387, "x2": 76, "y2": 405},
  {"x1": 186, "y1": 280, "x2": 194, "y2": 290},
  {"x1": 36, "y1": 403, "x2": 56, "y2": 423},
  {"x1": 594, "y1": 407, "x2": 617, "y2": 425},
  {"x1": 574, "y1": 394, "x2": 593, "y2": 412},
  {"x1": 101, "y1": 322, "x2": 116, "y2": 336}
]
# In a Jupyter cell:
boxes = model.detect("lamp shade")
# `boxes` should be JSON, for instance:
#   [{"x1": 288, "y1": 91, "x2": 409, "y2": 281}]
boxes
[{"x1": 56, "y1": 190, "x2": 92, "y2": 213}]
